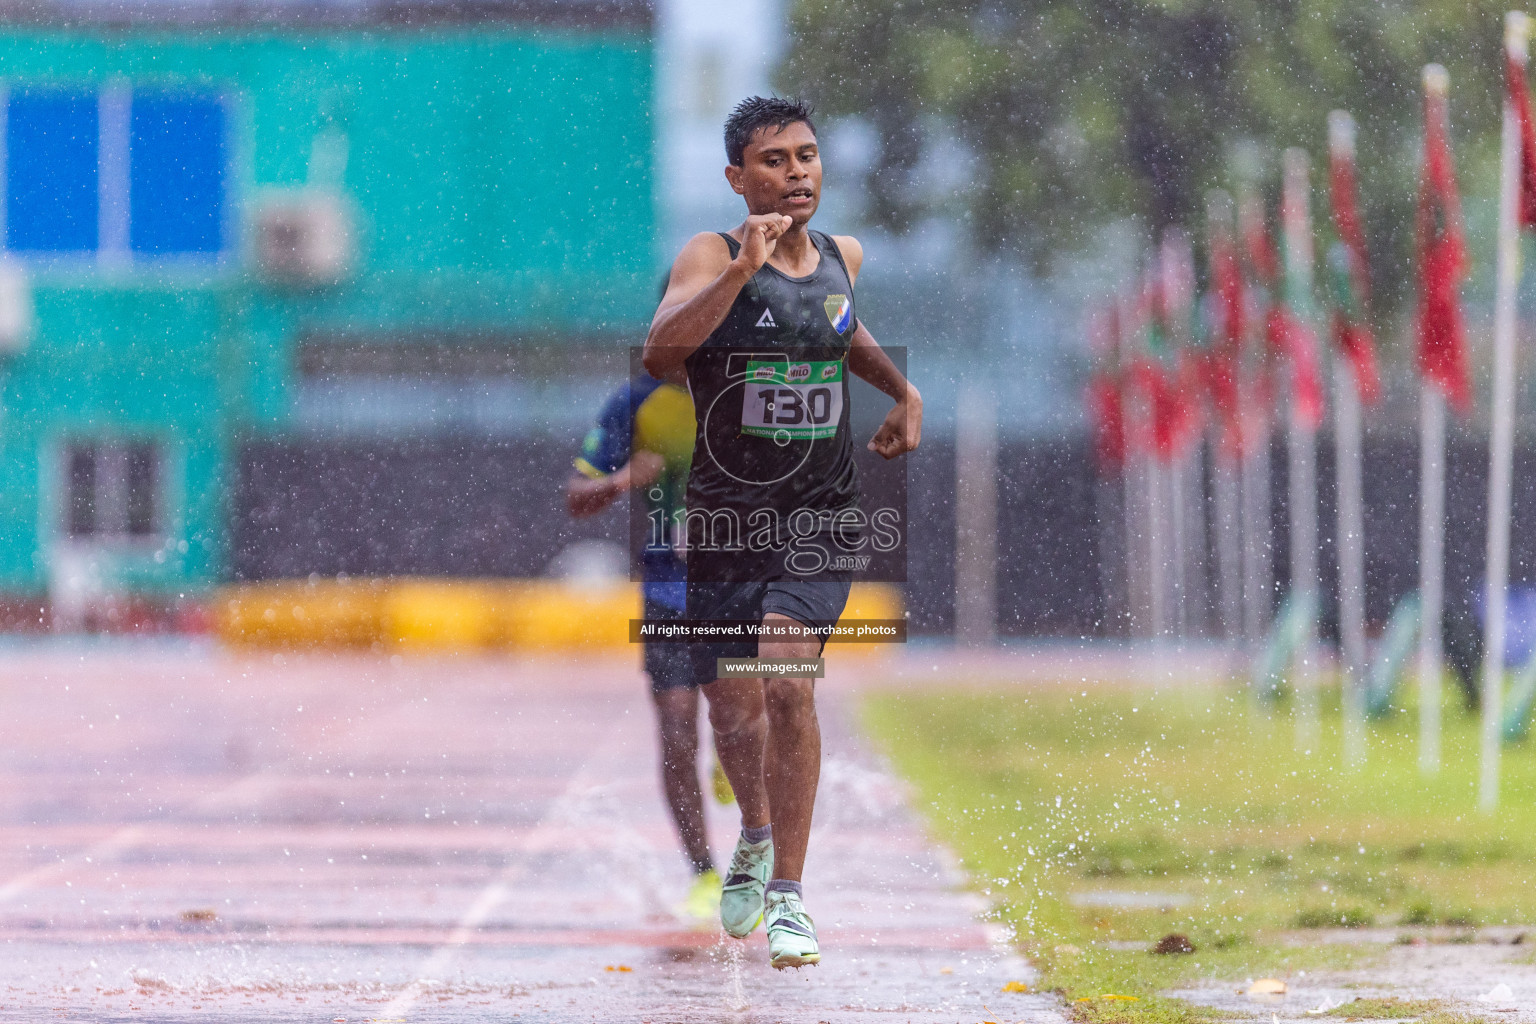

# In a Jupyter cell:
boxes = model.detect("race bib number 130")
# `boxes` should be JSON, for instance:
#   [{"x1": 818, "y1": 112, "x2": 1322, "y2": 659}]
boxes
[{"x1": 741, "y1": 359, "x2": 844, "y2": 440}]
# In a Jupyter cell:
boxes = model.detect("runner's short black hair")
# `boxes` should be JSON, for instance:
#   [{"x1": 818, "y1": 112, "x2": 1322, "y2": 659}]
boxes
[{"x1": 724, "y1": 96, "x2": 817, "y2": 167}]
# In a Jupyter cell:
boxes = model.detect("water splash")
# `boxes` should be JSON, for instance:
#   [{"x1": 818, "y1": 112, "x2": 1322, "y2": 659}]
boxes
[{"x1": 721, "y1": 940, "x2": 749, "y2": 1012}]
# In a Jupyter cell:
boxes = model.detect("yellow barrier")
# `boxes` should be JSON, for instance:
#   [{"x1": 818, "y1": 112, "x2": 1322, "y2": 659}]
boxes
[
  {"x1": 384, "y1": 580, "x2": 508, "y2": 651},
  {"x1": 215, "y1": 579, "x2": 903, "y2": 654},
  {"x1": 837, "y1": 581, "x2": 903, "y2": 628},
  {"x1": 831, "y1": 582, "x2": 904, "y2": 657},
  {"x1": 215, "y1": 579, "x2": 389, "y2": 648},
  {"x1": 498, "y1": 580, "x2": 643, "y2": 651}
]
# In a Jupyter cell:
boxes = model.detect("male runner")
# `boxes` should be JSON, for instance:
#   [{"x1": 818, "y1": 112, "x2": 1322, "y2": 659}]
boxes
[
  {"x1": 643, "y1": 96, "x2": 922, "y2": 968},
  {"x1": 566, "y1": 373, "x2": 723, "y2": 918}
]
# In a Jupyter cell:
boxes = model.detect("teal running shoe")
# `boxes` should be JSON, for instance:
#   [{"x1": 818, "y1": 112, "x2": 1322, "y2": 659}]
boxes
[
  {"x1": 765, "y1": 889, "x2": 820, "y2": 969},
  {"x1": 719, "y1": 833, "x2": 773, "y2": 938}
]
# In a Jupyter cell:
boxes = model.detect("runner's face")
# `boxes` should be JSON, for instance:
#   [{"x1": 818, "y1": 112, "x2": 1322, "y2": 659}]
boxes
[{"x1": 729, "y1": 121, "x2": 821, "y2": 226}]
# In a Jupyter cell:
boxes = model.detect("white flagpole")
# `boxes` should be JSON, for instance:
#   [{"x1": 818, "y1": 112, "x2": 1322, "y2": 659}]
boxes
[
  {"x1": 1185, "y1": 439, "x2": 1210, "y2": 636},
  {"x1": 1239, "y1": 192, "x2": 1275, "y2": 649},
  {"x1": 1128, "y1": 449, "x2": 1152, "y2": 636},
  {"x1": 955, "y1": 385, "x2": 999, "y2": 646},
  {"x1": 1419, "y1": 383, "x2": 1446, "y2": 773},
  {"x1": 1162, "y1": 229, "x2": 1201, "y2": 639},
  {"x1": 1420, "y1": 66, "x2": 1458, "y2": 780},
  {"x1": 1242, "y1": 415, "x2": 1272, "y2": 645},
  {"x1": 1214, "y1": 447, "x2": 1243, "y2": 638},
  {"x1": 1098, "y1": 470, "x2": 1128, "y2": 633},
  {"x1": 1327, "y1": 114, "x2": 1371, "y2": 768},
  {"x1": 1149, "y1": 456, "x2": 1168, "y2": 639},
  {"x1": 1093, "y1": 309, "x2": 1129, "y2": 632},
  {"x1": 1170, "y1": 451, "x2": 1188, "y2": 636},
  {"x1": 1207, "y1": 191, "x2": 1245, "y2": 642},
  {"x1": 1120, "y1": 296, "x2": 1149, "y2": 637},
  {"x1": 1481, "y1": 16, "x2": 1528, "y2": 811},
  {"x1": 1336, "y1": 355, "x2": 1368, "y2": 762},
  {"x1": 1281, "y1": 148, "x2": 1322, "y2": 736},
  {"x1": 1144, "y1": 253, "x2": 1172, "y2": 641}
]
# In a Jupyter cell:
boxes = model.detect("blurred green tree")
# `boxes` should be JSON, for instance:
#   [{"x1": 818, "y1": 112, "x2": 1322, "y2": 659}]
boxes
[{"x1": 781, "y1": 0, "x2": 1508, "y2": 313}]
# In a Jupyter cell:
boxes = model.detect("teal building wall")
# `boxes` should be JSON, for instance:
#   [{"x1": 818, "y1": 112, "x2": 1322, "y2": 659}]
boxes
[{"x1": 0, "y1": 9, "x2": 655, "y2": 600}]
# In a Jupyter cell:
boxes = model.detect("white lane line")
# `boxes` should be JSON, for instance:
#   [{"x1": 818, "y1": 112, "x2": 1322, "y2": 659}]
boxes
[
  {"x1": 0, "y1": 770, "x2": 286, "y2": 904},
  {"x1": 379, "y1": 715, "x2": 635, "y2": 1018},
  {"x1": 0, "y1": 826, "x2": 148, "y2": 904},
  {"x1": 0, "y1": 684, "x2": 424, "y2": 904}
]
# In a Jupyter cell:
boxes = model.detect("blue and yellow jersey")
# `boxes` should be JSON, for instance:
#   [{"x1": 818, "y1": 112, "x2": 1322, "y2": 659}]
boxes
[{"x1": 575, "y1": 376, "x2": 694, "y2": 611}]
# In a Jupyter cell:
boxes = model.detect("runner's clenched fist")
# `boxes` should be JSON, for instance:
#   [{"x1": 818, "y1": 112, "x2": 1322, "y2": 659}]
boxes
[{"x1": 732, "y1": 214, "x2": 793, "y2": 276}]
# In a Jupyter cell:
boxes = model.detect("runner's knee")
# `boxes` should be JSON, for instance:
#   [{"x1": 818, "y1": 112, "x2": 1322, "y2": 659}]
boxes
[
  {"x1": 658, "y1": 716, "x2": 700, "y2": 755},
  {"x1": 707, "y1": 692, "x2": 764, "y2": 736},
  {"x1": 652, "y1": 688, "x2": 697, "y2": 733},
  {"x1": 764, "y1": 677, "x2": 815, "y2": 721}
]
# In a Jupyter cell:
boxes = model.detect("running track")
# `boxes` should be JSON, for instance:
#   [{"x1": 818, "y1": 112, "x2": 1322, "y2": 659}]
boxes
[{"x1": 0, "y1": 641, "x2": 1072, "y2": 1023}]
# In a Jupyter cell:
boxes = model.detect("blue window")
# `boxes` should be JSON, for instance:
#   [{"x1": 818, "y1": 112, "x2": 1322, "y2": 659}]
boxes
[
  {"x1": 130, "y1": 93, "x2": 226, "y2": 255},
  {"x1": 2, "y1": 86, "x2": 228, "y2": 260},
  {"x1": 7, "y1": 90, "x2": 99, "y2": 252}
]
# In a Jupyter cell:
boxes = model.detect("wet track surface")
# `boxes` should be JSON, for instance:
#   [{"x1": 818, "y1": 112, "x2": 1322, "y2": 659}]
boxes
[{"x1": 0, "y1": 642, "x2": 1063, "y2": 1023}]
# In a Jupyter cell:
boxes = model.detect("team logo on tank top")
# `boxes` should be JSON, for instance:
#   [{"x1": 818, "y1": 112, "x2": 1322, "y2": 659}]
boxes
[{"x1": 824, "y1": 294, "x2": 852, "y2": 334}]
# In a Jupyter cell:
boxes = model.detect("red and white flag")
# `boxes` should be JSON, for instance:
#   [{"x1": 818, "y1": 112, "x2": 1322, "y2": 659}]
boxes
[
  {"x1": 1130, "y1": 256, "x2": 1202, "y2": 463},
  {"x1": 1086, "y1": 305, "x2": 1127, "y2": 475},
  {"x1": 1237, "y1": 193, "x2": 1280, "y2": 442},
  {"x1": 1204, "y1": 214, "x2": 1244, "y2": 453},
  {"x1": 1507, "y1": 42, "x2": 1536, "y2": 227},
  {"x1": 1326, "y1": 111, "x2": 1381, "y2": 405},
  {"x1": 1274, "y1": 161, "x2": 1326, "y2": 431},
  {"x1": 1265, "y1": 305, "x2": 1326, "y2": 429},
  {"x1": 1416, "y1": 66, "x2": 1471, "y2": 411}
]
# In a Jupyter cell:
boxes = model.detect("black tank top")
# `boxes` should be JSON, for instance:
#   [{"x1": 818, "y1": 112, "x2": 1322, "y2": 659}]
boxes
[{"x1": 683, "y1": 229, "x2": 860, "y2": 581}]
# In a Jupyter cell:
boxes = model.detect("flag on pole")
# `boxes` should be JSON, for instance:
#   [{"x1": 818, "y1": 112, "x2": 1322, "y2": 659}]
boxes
[
  {"x1": 1326, "y1": 110, "x2": 1382, "y2": 405},
  {"x1": 1265, "y1": 307, "x2": 1326, "y2": 429},
  {"x1": 1243, "y1": 189, "x2": 1323, "y2": 440},
  {"x1": 1204, "y1": 209, "x2": 1245, "y2": 454},
  {"x1": 1236, "y1": 191, "x2": 1278, "y2": 647},
  {"x1": 1273, "y1": 148, "x2": 1327, "y2": 432},
  {"x1": 1159, "y1": 228, "x2": 1207, "y2": 460},
  {"x1": 1241, "y1": 194, "x2": 1280, "y2": 290},
  {"x1": 1237, "y1": 192, "x2": 1279, "y2": 445},
  {"x1": 1417, "y1": 64, "x2": 1472, "y2": 412},
  {"x1": 1129, "y1": 246, "x2": 1202, "y2": 463},
  {"x1": 1478, "y1": 15, "x2": 1535, "y2": 810},
  {"x1": 1088, "y1": 370, "x2": 1126, "y2": 474},
  {"x1": 1087, "y1": 306, "x2": 1127, "y2": 475},
  {"x1": 1506, "y1": 40, "x2": 1536, "y2": 227},
  {"x1": 1128, "y1": 356, "x2": 1192, "y2": 461}
]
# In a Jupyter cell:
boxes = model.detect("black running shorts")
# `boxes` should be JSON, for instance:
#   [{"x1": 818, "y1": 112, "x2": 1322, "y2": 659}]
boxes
[
  {"x1": 643, "y1": 598, "x2": 695, "y2": 694},
  {"x1": 686, "y1": 573, "x2": 853, "y2": 688}
]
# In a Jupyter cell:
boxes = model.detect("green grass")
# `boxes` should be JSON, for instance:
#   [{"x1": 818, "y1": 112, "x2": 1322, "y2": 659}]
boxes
[
  {"x1": 1324, "y1": 998, "x2": 1447, "y2": 1018},
  {"x1": 1044, "y1": 940, "x2": 1371, "y2": 1024},
  {"x1": 861, "y1": 681, "x2": 1535, "y2": 1021}
]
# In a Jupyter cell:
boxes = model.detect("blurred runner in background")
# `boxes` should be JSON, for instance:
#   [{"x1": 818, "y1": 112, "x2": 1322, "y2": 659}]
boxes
[{"x1": 566, "y1": 371, "x2": 731, "y2": 920}]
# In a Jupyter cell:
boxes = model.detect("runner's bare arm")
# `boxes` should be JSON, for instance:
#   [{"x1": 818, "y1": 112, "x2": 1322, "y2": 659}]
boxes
[
  {"x1": 643, "y1": 215, "x2": 792, "y2": 377},
  {"x1": 565, "y1": 451, "x2": 664, "y2": 518},
  {"x1": 565, "y1": 470, "x2": 625, "y2": 518},
  {"x1": 832, "y1": 235, "x2": 863, "y2": 285},
  {"x1": 848, "y1": 320, "x2": 922, "y2": 459},
  {"x1": 831, "y1": 235, "x2": 919, "y2": 458}
]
